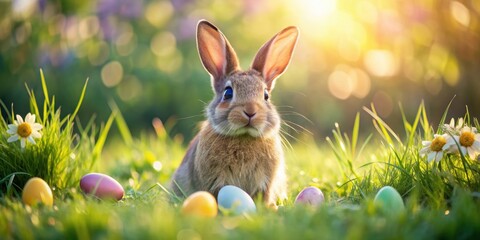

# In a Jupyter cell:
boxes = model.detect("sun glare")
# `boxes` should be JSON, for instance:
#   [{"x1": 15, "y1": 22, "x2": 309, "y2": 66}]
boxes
[
  {"x1": 291, "y1": 0, "x2": 338, "y2": 32},
  {"x1": 300, "y1": 0, "x2": 337, "y2": 19}
]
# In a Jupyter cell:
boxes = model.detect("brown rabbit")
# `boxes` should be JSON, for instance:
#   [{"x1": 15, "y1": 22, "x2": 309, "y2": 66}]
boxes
[{"x1": 171, "y1": 20, "x2": 299, "y2": 206}]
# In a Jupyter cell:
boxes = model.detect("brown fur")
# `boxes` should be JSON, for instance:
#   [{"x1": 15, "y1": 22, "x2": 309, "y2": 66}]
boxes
[{"x1": 171, "y1": 20, "x2": 298, "y2": 206}]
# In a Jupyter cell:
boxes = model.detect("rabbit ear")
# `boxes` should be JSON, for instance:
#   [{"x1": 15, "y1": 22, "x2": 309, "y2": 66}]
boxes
[
  {"x1": 251, "y1": 26, "x2": 299, "y2": 90},
  {"x1": 197, "y1": 20, "x2": 240, "y2": 92}
]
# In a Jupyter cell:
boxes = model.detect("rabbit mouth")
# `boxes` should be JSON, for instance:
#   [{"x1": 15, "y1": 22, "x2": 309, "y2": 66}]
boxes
[{"x1": 233, "y1": 125, "x2": 262, "y2": 137}]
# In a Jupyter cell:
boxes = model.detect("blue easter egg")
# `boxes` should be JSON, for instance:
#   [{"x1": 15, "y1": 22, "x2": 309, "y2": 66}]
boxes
[{"x1": 217, "y1": 185, "x2": 256, "y2": 215}]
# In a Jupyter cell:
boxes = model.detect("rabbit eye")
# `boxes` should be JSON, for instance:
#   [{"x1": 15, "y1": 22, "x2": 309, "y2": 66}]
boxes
[
  {"x1": 264, "y1": 89, "x2": 269, "y2": 101},
  {"x1": 223, "y1": 87, "x2": 233, "y2": 100}
]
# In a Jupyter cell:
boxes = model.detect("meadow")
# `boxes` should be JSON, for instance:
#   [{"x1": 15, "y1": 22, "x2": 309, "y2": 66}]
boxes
[{"x1": 1, "y1": 73, "x2": 479, "y2": 239}]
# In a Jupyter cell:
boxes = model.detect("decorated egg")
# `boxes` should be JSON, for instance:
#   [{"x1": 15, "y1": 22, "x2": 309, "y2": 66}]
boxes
[
  {"x1": 294, "y1": 186, "x2": 325, "y2": 206},
  {"x1": 217, "y1": 185, "x2": 256, "y2": 215},
  {"x1": 22, "y1": 177, "x2": 53, "y2": 207},
  {"x1": 374, "y1": 186, "x2": 405, "y2": 215},
  {"x1": 80, "y1": 173, "x2": 124, "y2": 201},
  {"x1": 181, "y1": 191, "x2": 218, "y2": 217}
]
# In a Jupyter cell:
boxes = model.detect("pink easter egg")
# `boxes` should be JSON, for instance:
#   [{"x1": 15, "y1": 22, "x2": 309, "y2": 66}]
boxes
[
  {"x1": 80, "y1": 173, "x2": 124, "y2": 201},
  {"x1": 294, "y1": 186, "x2": 325, "y2": 206}
]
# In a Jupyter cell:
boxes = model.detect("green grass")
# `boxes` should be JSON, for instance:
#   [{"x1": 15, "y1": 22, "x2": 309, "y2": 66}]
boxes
[
  {"x1": 0, "y1": 70, "x2": 112, "y2": 196},
  {"x1": 1, "y1": 73, "x2": 480, "y2": 239}
]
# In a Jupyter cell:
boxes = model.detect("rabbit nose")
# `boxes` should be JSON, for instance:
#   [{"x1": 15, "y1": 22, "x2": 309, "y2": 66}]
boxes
[
  {"x1": 243, "y1": 104, "x2": 258, "y2": 118},
  {"x1": 244, "y1": 111, "x2": 256, "y2": 118}
]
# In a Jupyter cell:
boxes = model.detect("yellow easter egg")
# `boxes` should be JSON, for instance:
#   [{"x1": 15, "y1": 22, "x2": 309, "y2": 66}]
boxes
[
  {"x1": 181, "y1": 191, "x2": 218, "y2": 217},
  {"x1": 22, "y1": 177, "x2": 53, "y2": 207}
]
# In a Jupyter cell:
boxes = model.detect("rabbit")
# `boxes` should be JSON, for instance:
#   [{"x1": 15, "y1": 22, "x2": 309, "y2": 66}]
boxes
[{"x1": 171, "y1": 20, "x2": 299, "y2": 207}]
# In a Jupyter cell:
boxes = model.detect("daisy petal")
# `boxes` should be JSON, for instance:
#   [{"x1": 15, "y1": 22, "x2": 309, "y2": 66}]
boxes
[
  {"x1": 419, "y1": 147, "x2": 429, "y2": 156},
  {"x1": 458, "y1": 118, "x2": 464, "y2": 128},
  {"x1": 467, "y1": 147, "x2": 477, "y2": 159},
  {"x1": 6, "y1": 127, "x2": 17, "y2": 135},
  {"x1": 462, "y1": 126, "x2": 471, "y2": 133},
  {"x1": 31, "y1": 131, "x2": 41, "y2": 139},
  {"x1": 427, "y1": 152, "x2": 436, "y2": 163},
  {"x1": 27, "y1": 136, "x2": 36, "y2": 144},
  {"x1": 421, "y1": 141, "x2": 431, "y2": 147},
  {"x1": 7, "y1": 135, "x2": 19, "y2": 142},
  {"x1": 471, "y1": 141, "x2": 480, "y2": 152},
  {"x1": 20, "y1": 138, "x2": 26, "y2": 148},
  {"x1": 32, "y1": 123, "x2": 43, "y2": 131},
  {"x1": 435, "y1": 151, "x2": 444, "y2": 162},
  {"x1": 26, "y1": 113, "x2": 35, "y2": 124},
  {"x1": 16, "y1": 114, "x2": 24, "y2": 124}
]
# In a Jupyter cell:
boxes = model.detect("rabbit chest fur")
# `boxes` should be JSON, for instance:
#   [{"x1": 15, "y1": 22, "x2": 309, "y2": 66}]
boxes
[{"x1": 173, "y1": 123, "x2": 286, "y2": 204}]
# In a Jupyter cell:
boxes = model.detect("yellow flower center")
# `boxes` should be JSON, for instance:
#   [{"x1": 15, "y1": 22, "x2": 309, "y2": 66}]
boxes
[
  {"x1": 17, "y1": 122, "x2": 32, "y2": 138},
  {"x1": 459, "y1": 131, "x2": 475, "y2": 147},
  {"x1": 430, "y1": 136, "x2": 446, "y2": 152}
]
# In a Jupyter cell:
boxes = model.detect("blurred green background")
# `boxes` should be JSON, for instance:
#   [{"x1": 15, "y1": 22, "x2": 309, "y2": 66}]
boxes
[{"x1": 1, "y1": 0, "x2": 479, "y2": 142}]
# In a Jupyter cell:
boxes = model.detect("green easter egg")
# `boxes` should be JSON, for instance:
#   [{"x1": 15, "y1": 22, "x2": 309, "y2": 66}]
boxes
[{"x1": 374, "y1": 186, "x2": 405, "y2": 215}]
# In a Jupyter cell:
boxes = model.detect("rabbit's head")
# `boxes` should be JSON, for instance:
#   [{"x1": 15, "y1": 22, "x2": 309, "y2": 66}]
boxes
[{"x1": 197, "y1": 20, "x2": 298, "y2": 138}]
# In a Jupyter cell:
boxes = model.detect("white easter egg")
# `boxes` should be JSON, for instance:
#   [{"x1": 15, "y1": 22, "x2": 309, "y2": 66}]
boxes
[
  {"x1": 217, "y1": 185, "x2": 256, "y2": 215},
  {"x1": 80, "y1": 173, "x2": 124, "y2": 201},
  {"x1": 294, "y1": 186, "x2": 325, "y2": 206}
]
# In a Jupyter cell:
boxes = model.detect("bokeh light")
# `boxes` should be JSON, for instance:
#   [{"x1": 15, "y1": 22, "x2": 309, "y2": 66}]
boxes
[
  {"x1": 101, "y1": 61, "x2": 124, "y2": 87},
  {"x1": 450, "y1": 1, "x2": 470, "y2": 27},
  {"x1": 364, "y1": 50, "x2": 399, "y2": 78}
]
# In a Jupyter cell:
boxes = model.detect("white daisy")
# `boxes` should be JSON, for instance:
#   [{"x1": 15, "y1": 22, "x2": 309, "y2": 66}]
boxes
[
  {"x1": 6, "y1": 113, "x2": 43, "y2": 148},
  {"x1": 447, "y1": 126, "x2": 480, "y2": 159},
  {"x1": 420, "y1": 134, "x2": 451, "y2": 162},
  {"x1": 443, "y1": 118, "x2": 464, "y2": 134}
]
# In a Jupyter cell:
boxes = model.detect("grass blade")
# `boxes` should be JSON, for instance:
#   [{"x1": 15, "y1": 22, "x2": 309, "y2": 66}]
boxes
[
  {"x1": 90, "y1": 111, "x2": 115, "y2": 169},
  {"x1": 40, "y1": 69, "x2": 50, "y2": 106},
  {"x1": 364, "y1": 105, "x2": 402, "y2": 146},
  {"x1": 351, "y1": 112, "x2": 360, "y2": 158},
  {"x1": 437, "y1": 96, "x2": 455, "y2": 134},
  {"x1": 109, "y1": 100, "x2": 133, "y2": 145},
  {"x1": 71, "y1": 78, "x2": 89, "y2": 121}
]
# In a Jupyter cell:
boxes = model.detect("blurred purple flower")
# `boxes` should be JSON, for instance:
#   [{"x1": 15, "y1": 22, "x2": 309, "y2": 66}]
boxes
[
  {"x1": 176, "y1": 17, "x2": 197, "y2": 40},
  {"x1": 97, "y1": 0, "x2": 143, "y2": 19},
  {"x1": 37, "y1": 0, "x2": 47, "y2": 12},
  {"x1": 38, "y1": 44, "x2": 74, "y2": 69},
  {"x1": 99, "y1": 17, "x2": 117, "y2": 41},
  {"x1": 171, "y1": 0, "x2": 194, "y2": 11}
]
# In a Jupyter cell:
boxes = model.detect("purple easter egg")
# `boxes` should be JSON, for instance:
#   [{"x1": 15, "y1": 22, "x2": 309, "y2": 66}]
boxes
[
  {"x1": 294, "y1": 186, "x2": 325, "y2": 206},
  {"x1": 80, "y1": 173, "x2": 124, "y2": 201}
]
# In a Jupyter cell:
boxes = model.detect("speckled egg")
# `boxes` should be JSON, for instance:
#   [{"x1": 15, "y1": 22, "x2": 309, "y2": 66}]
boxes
[
  {"x1": 22, "y1": 177, "x2": 53, "y2": 207},
  {"x1": 80, "y1": 173, "x2": 124, "y2": 201},
  {"x1": 217, "y1": 185, "x2": 256, "y2": 215},
  {"x1": 374, "y1": 186, "x2": 405, "y2": 215},
  {"x1": 294, "y1": 186, "x2": 325, "y2": 206},
  {"x1": 181, "y1": 191, "x2": 218, "y2": 217}
]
